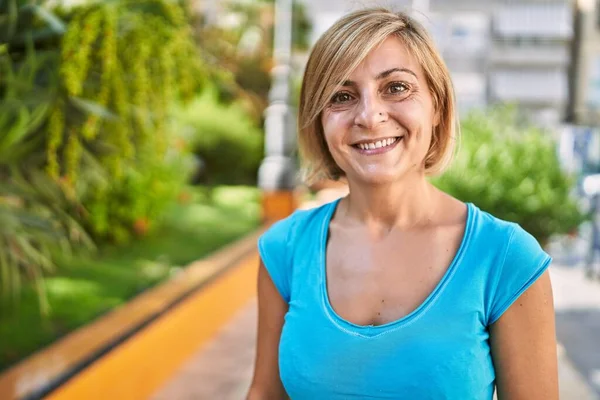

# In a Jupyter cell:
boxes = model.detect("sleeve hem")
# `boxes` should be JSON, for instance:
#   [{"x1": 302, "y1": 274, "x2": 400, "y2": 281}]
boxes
[
  {"x1": 488, "y1": 254, "x2": 552, "y2": 325},
  {"x1": 257, "y1": 235, "x2": 290, "y2": 303}
]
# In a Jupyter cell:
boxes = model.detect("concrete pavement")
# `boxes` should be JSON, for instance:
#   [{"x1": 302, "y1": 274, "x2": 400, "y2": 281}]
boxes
[
  {"x1": 551, "y1": 264, "x2": 600, "y2": 399},
  {"x1": 150, "y1": 300, "x2": 257, "y2": 400}
]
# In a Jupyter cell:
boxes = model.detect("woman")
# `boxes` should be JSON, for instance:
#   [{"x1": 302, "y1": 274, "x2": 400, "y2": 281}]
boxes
[{"x1": 248, "y1": 8, "x2": 558, "y2": 400}]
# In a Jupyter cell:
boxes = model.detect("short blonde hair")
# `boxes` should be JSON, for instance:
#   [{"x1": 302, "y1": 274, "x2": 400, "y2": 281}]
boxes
[{"x1": 298, "y1": 8, "x2": 459, "y2": 184}]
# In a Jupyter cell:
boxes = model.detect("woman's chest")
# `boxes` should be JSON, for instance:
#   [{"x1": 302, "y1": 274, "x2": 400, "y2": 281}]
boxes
[
  {"x1": 325, "y1": 226, "x2": 463, "y2": 326},
  {"x1": 279, "y1": 304, "x2": 494, "y2": 399},
  {"x1": 280, "y1": 225, "x2": 497, "y2": 398}
]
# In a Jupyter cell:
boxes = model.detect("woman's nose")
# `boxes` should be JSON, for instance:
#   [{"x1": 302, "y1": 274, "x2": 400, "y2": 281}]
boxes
[{"x1": 353, "y1": 94, "x2": 388, "y2": 129}]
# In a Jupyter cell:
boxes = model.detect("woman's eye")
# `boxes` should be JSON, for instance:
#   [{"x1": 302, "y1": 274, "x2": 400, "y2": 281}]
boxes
[
  {"x1": 388, "y1": 83, "x2": 408, "y2": 94},
  {"x1": 331, "y1": 92, "x2": 353, "y2": 104}
]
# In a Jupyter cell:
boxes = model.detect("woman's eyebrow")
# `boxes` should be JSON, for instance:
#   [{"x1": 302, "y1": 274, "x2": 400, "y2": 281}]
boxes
[
  {"x1": 375, "y1": 67, "x2": 417, "y2": 80},
  {"x1": 341, "y1": 67, "x2": 418, "y2": 87}
]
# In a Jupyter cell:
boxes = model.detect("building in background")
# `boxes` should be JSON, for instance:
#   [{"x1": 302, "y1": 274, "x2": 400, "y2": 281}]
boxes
[
  {"x1": 419, "y1": 2, "x2": 490, "y2": 117},
  {"x1": 571, "y1": 0, "x2": 600, "y2": 126},
  {"x1": 304, "y1": 0, "x2": 573, "y2": 125},
  {"x1": 487, "y1": 0, "x2": 572, "y2": 126}
]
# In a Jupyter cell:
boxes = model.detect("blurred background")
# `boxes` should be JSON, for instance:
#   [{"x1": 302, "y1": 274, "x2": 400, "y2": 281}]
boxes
[{"x1": 1, "y1": 0, "x2": 600, "y2": 399}]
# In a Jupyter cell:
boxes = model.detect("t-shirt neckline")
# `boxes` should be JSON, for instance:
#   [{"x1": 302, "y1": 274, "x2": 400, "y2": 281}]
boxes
[{"x1": 319, "y1": 197, "x2": 475, "y2": 337}]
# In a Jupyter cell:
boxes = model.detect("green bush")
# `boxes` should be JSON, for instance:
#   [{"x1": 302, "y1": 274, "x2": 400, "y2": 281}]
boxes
[
  {"x1": 48, "y1": 0, "x2": 205, "y2": 243},
  {"x1": 3, "y1": 0, "x2": 205, "y2": 246},
  {"x1": 433, "y1": 105, "x2": 585, "y2": 244},
  {"x1": 82, "y1": 140, "x2": 196, "y2": 244},
  {"x1": 174, "y1": 89, "x2": 263, "y2": 185},
  {"x1": 0, "y1": 1, "x2": 94, "y2": 312},
  {"x1": 0, "y1": 0, "x2": 204, "y2": 311},
  {"x1": 0, "y1": 184, "x2": 261, "y2": 371}
]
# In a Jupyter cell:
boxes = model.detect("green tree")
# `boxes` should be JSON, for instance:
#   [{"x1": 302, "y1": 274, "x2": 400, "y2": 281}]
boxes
[
  {"x1": 433, "y1": 105, "x2": 585, "y2": 244},
  {"x1": 0, "y1": 0, "x2": 92, "y2": 313},
  {"x1": 0, "y1": 0, "x2": 204, "y2": 310},
  {"x1": 48, "y1": 0, "x2": 205, "y2": 243}
]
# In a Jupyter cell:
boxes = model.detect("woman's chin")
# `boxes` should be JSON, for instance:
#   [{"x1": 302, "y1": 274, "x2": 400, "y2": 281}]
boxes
[{"x1": 351, "y1": 170, "x2": 401, "y2": 186}]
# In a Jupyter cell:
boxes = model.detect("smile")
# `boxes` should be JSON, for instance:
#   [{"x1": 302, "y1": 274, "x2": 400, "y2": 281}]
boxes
[{"x1": 351, "y1": 136, "x2": 403, "y2": 154}]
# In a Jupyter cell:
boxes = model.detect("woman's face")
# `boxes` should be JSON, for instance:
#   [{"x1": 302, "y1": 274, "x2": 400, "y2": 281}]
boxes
[{"x1": 320, "y1": 36, "x2": 439, "y2": 185}]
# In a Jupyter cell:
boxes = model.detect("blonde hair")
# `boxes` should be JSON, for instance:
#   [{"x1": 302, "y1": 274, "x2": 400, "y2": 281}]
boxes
[{"x1": 298, "y1": 8, "x2": 459, "y2": 184}]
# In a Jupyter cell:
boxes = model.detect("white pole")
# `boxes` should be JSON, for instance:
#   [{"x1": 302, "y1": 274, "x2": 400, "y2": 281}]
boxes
[{"x1": 258, "y1": 0, "x2": 296, "y2": 191}]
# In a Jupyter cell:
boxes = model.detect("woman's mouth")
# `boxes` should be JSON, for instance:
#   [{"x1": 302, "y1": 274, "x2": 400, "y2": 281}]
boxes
[{"x1": 351, "y1": 136, "x2": 403, "y2": 155}]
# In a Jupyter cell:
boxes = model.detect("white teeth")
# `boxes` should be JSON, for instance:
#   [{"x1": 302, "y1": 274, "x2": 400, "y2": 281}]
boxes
[{"x1": 356, "y1": 137, "x2": 399, "y2": 150}]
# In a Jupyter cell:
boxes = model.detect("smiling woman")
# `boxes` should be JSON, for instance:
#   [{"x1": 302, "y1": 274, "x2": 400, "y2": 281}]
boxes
[
  {"x1": 319, "y1": 36, "x2": 445, "y2": 186},
  {"x1": 299, "y1": 11, "x2": 455, "y2": 185},
  {"x1": 248, "y1": 8, "x2": 558, "y2": 400}
]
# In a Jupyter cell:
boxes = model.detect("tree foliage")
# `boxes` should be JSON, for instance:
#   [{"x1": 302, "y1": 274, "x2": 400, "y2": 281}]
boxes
[
  {"x1": 0, "y1": 0, "x2": 205, "y2": 310},
  {"x1": 0, "y1": 0, "x2": 91, "y2": 313},
  {"x1": 433, "y1": 105, "x2": 586, "y2": 244},
  {"x1": 46, "y1": 0, "x2": 204, "y2": 242}
]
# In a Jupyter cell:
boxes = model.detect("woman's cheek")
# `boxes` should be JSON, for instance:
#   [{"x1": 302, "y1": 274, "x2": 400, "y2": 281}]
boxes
[{"x1": 322, "y1": 113, "x2": 346, "y2": 145}]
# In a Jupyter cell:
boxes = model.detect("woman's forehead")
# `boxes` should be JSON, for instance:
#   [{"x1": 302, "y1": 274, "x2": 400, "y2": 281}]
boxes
[{"x1": 346, "y1": 36, "x2": 423, "y2": 82}]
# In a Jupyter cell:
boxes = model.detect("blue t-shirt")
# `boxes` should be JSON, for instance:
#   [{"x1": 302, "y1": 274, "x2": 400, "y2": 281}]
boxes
[{"x1": 257, "y1": 199, "x2": 552, "y2": 399}]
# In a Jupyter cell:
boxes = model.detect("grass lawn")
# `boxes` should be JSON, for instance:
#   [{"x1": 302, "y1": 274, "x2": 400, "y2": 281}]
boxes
[{"x1": 0, "y1": 185, "x2": 261, "y2": 372}]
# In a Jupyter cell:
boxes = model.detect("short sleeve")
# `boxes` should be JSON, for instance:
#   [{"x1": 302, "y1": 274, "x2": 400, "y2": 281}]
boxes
[
  {"x1": 257, "y1": 216, "x2": 295, "y2": 303},
  {"x1": 487, "y1": 223, "x2": 552, "y2": 325}
]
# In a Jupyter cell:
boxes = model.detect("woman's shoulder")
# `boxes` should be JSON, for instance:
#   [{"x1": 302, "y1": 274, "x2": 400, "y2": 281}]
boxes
[
  {"x1": 468, "y1": 203, "x2": 521, "y2": 242},
  {"x1": 257, "y1": 199, "x2": 338, "y2": 303},
  {"x1": 437, "y1": 196, "x2": 515, "y2": 248},
  {"x1": 468, "y1": 203, "x2": 550, "y2": 268},
  {"x1": 260, "y1": 198, "x2": 338, "y2": 245},
  {"x1": 468, "y1": 204, "x2": 552, "y2": 325}
]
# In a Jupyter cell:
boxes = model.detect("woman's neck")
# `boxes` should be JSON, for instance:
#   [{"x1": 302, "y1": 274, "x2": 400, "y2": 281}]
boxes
[{"x1": 340, "y1": 173, "x2": 439, "y2": 234}]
